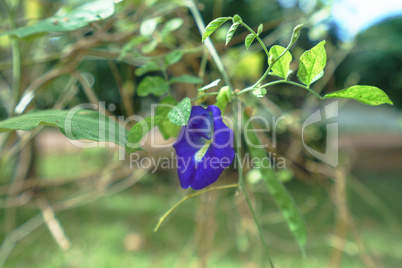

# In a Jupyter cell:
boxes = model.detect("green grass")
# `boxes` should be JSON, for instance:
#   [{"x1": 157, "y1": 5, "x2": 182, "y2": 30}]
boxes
[{"x1": 2, "y1": 150, "x2": 402, "y2": 268}]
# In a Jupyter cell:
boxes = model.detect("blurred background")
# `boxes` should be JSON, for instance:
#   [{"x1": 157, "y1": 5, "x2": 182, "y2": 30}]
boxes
[{"x1": 0, "y1": 0, "x2": 401, "y2": 267}]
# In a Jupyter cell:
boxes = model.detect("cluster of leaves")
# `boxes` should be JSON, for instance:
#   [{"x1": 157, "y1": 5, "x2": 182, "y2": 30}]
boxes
[{"x1": 203, "y1": 15, "x2": 393, "y2": 106}]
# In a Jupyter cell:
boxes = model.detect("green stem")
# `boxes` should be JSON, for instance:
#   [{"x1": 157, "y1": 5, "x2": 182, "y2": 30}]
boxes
[
  {"x1": 187, "y1": 1, "x2": 234, "y2": 92},
  {"x1": 240, "y1": 22, "x2": 269, "y2": 58},
  {"x1": 2, "y1": 0, "x2": 22, "y2": 114},
  {"x1": 154, "y1": 183, "x2": 239, "y2": 232},
  {"x1": 231, "y1": 99, "x2": 274, "y2": 268},
  {"x1": 241, "y1": 182, "x2": 274, "y2": 268},
  {"x1": 241, "y1": 25, "x2": 298, "y2": 91},
  {"x1": 237, "y1": 79, "x2": 323, "y2": 100}
]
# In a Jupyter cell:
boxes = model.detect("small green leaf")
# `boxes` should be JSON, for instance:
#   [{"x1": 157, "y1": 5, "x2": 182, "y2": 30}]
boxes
[
  {"x1": 233, "y1": 14, "x2": 242, "y2": 24},
  {"x1": 225, "y1": 22, "x2": 239, "y2": 45},
  {"x1": 0, "y1": 109, "x2": 127, "y2": 147},
  {"x1": 141, "y1": 39, "x2": 159, "y2": 54},
  {"x1": 323, "y1": 85, "x2": 393, "y2": 106},
  {"x1": 168, "y1": 97, "x2": 191, "y2": 126},
  {"x1": 126, "y1": 116, "x2": 162, "y2": 153},
  {"x1": 137, "y1": 76, "x2": 169, "y2": 97},
  {"x1": 3, "y1": 0, "x2": 114, "y2": 38},
  {"x1": 140, "y1": 17, "x2": 160, "y2": 36},
  {"x1": 245, "y1": 33, "x2": 255, "y2": 50},
  {"x1": 244, "y1": 113, "x2": 306, "y2": 253},
  {"x1": 198, "y1": 79, "x2": 221, "y2": 92},
  {"x1": 297, "y1": 41, "x2": 326, "y2": 87},
  {"x1": 164, "y1": 50, "x2": 183, "y2": 66},
  {"x1": 257, "y1": 24, "x2": 263, "y2": 35},
  {"x1": 135, "y1": 61, "x2": 162, "y2": 76},
  {"x1": 156, "y1": 96, "x2": 181, "y2": 139},
  {"x1": 252, "y1": 87, "x2": 267, "y2": 98},
  {"x1": 118, "y1": 36, "x2": 147, "y2": 61},
  {"x1": 162, "y1": 18, "x2": 183, "y2": 34},
  {"x1": 169, "y1": 75, "x2": 203, "y2": 84},
  {"x1": 268, "y1": 45, "x2": 292, "y2": 79},
  {"x1": 202, "y1": 17, "x2": 231, "y2": 42}
]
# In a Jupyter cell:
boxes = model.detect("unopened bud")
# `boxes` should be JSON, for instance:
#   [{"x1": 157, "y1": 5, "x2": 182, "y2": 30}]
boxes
[{"x1": 290, "y1": 23, "x2": 303, "y2": 44}]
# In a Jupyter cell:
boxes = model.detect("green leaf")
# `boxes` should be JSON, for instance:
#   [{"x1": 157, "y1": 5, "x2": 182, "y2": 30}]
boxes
[
  {"x1": 297, "y1": 41, "x2": 326, "y2": 87},
  {"x1": 252, "y1": 87, "x2": 267, "y2": 98},
  {"x1": 225, "y1": 22, "x2": 239, "y2": 45},
  {"x1": 126, "y1": 116, "x2": 162, "y2": 153},
  {"x1": 244, "y1": 113, "x2": 307, "y2": 252},
  {"x1": 141, "y1": 40, "x2": 159, "y2": 54},
  {"x1": 169, "y1": 75, "x2": 203, "y2": 84},
  {"x1": 135, "y1": 61, "x2": 162, "y2": 76},
  {"x1": 164, "y1": 50, "x2": 183, "y2": 66},
  {"x1": 268, "y1": 45, "x2": 293, "y2": 79},
  {"x1": 323, "y1": 85, "x2": 393, "y2": 106},
  {"x1": 202, "y1": 17, "x2": 231, "y2": 42},
  {"x1": 140, "y1": 17, "x2": 160, "y2": 36},
  {"x1": 232, "y1": 14, "x2": 242, "y2": 24},
  {"x1": 4, "y1": 0, "x2": 114, "y2": 38},
  {"x1": 168, "y1": 97, "x2": 191, "y2": 126},
  {"x1": 0, "y1": 109, "x2": 127, "y2": 147},
  {"x1": 137, "y1": 76, "x2": 169, "y2": 97},
  {"x1": 198, "y1": 79, "x2": 221, "y2": 92},
  {"x1": 245, "y1": 33, "x2": 255, "y2": 50},
  {"x1": 162, "y1": 18, "x2": 183, "y2": 34},
  {"x1": 118, "y1": 36, "x2": 147, "y2": 61},
  {"x1": 257, "y1": 23, "x2": 263, "y2": 35},
  {"x1": 156, "y1": 96, "x2": 181, "y2": 139}
]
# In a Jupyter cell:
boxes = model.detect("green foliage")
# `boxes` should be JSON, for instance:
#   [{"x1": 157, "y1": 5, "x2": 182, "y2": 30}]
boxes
[
  {"x1": 161, "y1": 18, "x2": 184, "y2": 36},
  {"x1": 127, "y1": 116, "x2": 161, "y2": 153},
  {"x1": 135, "y1": 61, "x2": 162, "y2": 76},
  {"x1": 202, "y1": 17, "x2": 231, "y2": 42},
  {"x1": 257, "y1": 24, "x2": 263, "y2": 35},
  {"x1": 244, "y1": 34, "x2": 255, "y2": 50},
  {"x1": 156, "y1": 97, "x2": 181, "y2": 139},
  {"x1": 323, "y1": 85, "x2": 393, "y2": 106},
  {"x1": 245, "y1": 114, "x2": 306, "y2": 252},
  {"x1": 215, "y1": 86, "x2": 232, "y2": 115},
  {"x1": 297, "y1": 41, "x2": 327, "y2": 87},
  {"x1": 268, "y1": 45, "x2": 292, "y2": 79},
  {"x1": 137, "y1": 76, "x2": 169, "y2": 97},
  {"x1": 225, "y1": 23, "x2": 240, "y2": 45},
  {"x1": 4, "y1": 0, "x2": 114, "y2": 38},
  {"x1": 0, "y1": 110, "x2": 127, "y2": 147},
  {"x1": 168, "y1": 97, "x2": 191, "y2": 126},
  {"x1": 140, "y1": 18, "x2": 160, "y2": 36},
  {"x1": 232, "y1": 14, "x2": 242, "y2": 24},
  {"x1": 164, "y1": 50, "x2": 184, "y2": 66},
  {"x1": 198, "y1": 79, "x2": 221, "y2": 92},
  {"x1": 169, "y1": 75, "x2": 203, "y2": 84}
]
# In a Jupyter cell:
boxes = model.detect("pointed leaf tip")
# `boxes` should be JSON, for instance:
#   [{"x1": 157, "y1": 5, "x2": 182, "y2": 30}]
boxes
[
  {"x1": 323, "y1": 85, "x2": 393, "y2": 106},
  {"x1": 168, "y1": 97, "x2": 192, "y2": 126},
  {"x1": 245, "y1": 33, "x2": 255, "y2": 50},
  {"x1": 225, "y1": 22, "x2": 239, "y2": 45},
  {"x1": 202, "y1": 17, "x2": 231, "y2": 42},
  {"x1": 297, "y1": 41, "x2": 326, "y2": 86}
]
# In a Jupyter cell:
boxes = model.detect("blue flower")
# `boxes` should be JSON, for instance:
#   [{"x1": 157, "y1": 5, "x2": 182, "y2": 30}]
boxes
[{"x1": 173, "y1": 105, "x2": 235, "y2": 190}]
